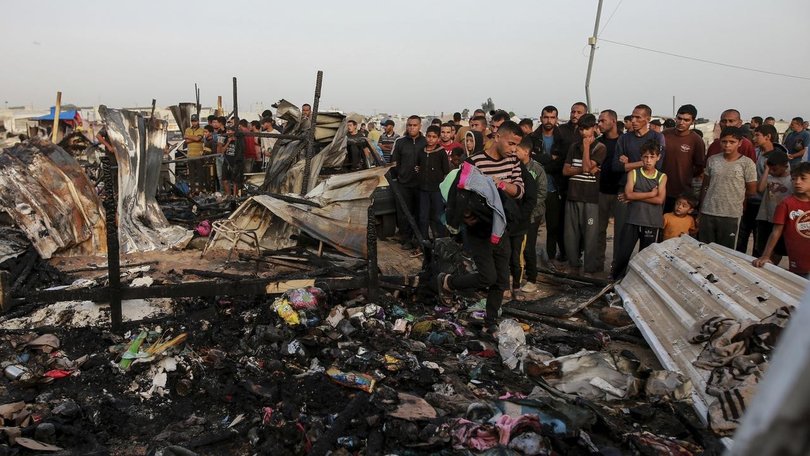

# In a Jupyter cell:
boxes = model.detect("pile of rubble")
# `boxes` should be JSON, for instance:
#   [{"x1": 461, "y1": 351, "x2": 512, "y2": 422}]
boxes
[
  {"x1": 1, "y1": 96, "x2": 805, "y2": 454},
  {"x1": 0, "y1": 266, "x2": 731, "y2": 455}
]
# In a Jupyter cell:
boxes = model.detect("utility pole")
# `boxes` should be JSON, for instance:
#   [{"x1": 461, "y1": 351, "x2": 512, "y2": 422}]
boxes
[{"x1": 584, "y1": 0, "x2": 604, "y2": 113}]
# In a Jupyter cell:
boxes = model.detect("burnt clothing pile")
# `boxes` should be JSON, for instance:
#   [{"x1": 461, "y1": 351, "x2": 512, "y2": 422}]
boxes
[{"x1": 688, "y1": 306, "x2": 792, "y2": 434}]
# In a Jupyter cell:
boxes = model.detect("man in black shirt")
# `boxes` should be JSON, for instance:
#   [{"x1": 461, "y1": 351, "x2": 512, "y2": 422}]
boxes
[
  {"x1": 529, "y1": 106, "x2": 566, "y2": 261},
  {"x1": 346, "y1": 120, "x2": 375, "y2": 170},
  {"x1": 391, "y1": 115, "x2": 427, "y2": 249},
  {"x1": 596, "y1": 109, "x2": 622, "y2": 271},
  {"x1": 554, "y1": 101, "x2": 587, "y2": 262}
]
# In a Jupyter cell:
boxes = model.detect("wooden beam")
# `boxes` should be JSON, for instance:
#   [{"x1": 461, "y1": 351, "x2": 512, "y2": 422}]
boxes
[{"x1": 51, "y1": 91, "x2": 62, "y2": 143}]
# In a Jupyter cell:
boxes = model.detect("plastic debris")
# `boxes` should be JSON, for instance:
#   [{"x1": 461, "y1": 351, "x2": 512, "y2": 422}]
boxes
[
  {"x1": 119, "y1": 330, "x2": 148, "y2": 371},
  {"x1": 272, "y1": 297, "x2": 301, "y2": 325},
  {"x1": 326, "y1": 367, "x2": 376, "y2": 392}
]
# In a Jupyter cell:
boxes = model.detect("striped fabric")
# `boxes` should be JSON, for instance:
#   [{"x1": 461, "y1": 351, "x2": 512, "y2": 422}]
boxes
[
  {"x1": 469, "y1": 152, "x2": 524, "y2": 198},
  {"x1": 569, "y1": 156, "x2": 598, "y2": 185}
]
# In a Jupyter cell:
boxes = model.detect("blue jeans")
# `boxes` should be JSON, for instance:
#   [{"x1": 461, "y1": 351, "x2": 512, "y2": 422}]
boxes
[{"x1": 419, "y1": 190, "x2": 447, "y2": 239}]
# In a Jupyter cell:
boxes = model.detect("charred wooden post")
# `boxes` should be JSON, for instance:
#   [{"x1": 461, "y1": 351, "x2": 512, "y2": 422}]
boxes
[
  {"x1": 302, "y1": 70, "x2": 323, "y2": 195},
  {"x1": 102, "y1": 153, "x2": 123, "y2": 332},
  {"x1": 0, "y1": 271, "x2": 9, "y2": 313},
  {"x1": 367, "y1": 205, "x2": 379, "y2": 301},
  {"x1": 388, "y1": 180, "x2": 426, "y2": 253}
]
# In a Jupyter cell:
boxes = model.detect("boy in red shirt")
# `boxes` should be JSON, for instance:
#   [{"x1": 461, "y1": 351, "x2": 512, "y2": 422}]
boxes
[{"x1": 753, "y1": 162, "x2": 810, "y2": 278}]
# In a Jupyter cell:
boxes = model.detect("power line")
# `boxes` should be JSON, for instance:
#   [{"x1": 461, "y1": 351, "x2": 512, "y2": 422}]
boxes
[
  {"x1": 600, "y1": 38, "x2": 810, "y2": 81},
  {"x1": 598, "y1": 0, "x2": 622, "y2": 35}
]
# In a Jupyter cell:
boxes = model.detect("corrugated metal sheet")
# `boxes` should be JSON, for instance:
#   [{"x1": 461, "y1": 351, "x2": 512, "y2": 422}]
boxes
[
  {"x1": 210, "y1": 166, "x2": 391, "y2": 258},
  {"x1": 615, "y1": 235, "x2": 807, "y2": 424}
]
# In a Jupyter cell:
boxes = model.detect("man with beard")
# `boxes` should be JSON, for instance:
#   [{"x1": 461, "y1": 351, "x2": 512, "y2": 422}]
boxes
[
  {"x1": 530, "y1": 106, "x2": 566, "y2": 262},
  {"x1": 661, "y1": 104, "x2": 705, "y2": 213},
  {"x1": 596, "y1": 109, "x2": 623, "y2": 270},
  {"x1": 559, "y1": 102, "x2": 587, "y2": 156},
  {"x1": 612, "y1": 104, "x2": 666, "y2": 271}
]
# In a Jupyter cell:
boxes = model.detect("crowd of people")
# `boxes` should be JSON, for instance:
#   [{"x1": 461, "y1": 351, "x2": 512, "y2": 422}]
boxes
[
  {"x1": 179, "y1": 101, "x2": 810, "y2": 335},
  {"x1": 379, "y1": 104, "x2": 809, "y2": 336},
  {"x1": 181, "y1": 106, "x2": 306, "y2": 196}
]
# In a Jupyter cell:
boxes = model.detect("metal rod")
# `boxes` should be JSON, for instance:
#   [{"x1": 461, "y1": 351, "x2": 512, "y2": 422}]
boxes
[
  {"x1": 102, "y1": 153, "x2": 122, "y2": 332},
  {"x1": 584, "y1": 0, "x2": 604, "y2": 112},
  {"x1": 302, "y1": 70, "x2": 323, "y2": 195},
  {"x1": 232, "y1": 77, "x2": 239, "y2": 123},
  {"x1": 236, "y1": 131, "x2": 305, "y2": 140},
  {"x1": 51, "y1": 91, "x2": 62, "y2": 143},
  {"x1": 366, "y1": 205, "x2": 379, "y2": 301},
  {"x1": 195, "y1": 83, "x2": 201, "y2": 116}
]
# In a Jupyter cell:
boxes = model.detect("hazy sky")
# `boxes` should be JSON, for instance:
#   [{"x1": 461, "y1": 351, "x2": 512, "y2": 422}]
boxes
[{"x1": 2, "y1": 0, "x2": 808, "y2": 120}]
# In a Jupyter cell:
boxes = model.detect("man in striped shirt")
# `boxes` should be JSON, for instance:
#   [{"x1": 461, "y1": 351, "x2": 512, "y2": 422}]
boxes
[
  {"x1": 469, "y1": 121, "x2": 525, "y2": 199},
  {"x1": 440, "y1": 120, "x2": 525, "y2": 336},
  {"x1": 562, "y1": 113, "x2": 607, "y2": 273}
]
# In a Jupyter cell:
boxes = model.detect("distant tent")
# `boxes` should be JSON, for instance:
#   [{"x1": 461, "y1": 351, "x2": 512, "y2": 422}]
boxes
[{"x1": 34, "y1": 107, "x2": 81, "y2": 122}]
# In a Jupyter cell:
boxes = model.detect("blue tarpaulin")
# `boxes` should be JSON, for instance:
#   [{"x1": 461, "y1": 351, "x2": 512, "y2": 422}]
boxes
[{"x1": 34, "y1": 107, "x2": 78, "y2": 121}]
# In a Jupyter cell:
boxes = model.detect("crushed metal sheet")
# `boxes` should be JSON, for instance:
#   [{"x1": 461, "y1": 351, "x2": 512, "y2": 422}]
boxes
[
  {"x1": 615, "y1": 235, "x2": 806, "y2": 426},
  {"x1": 0, "y1": 138, "x2": 107, "y2": 258},
  {"x1": 0, "y1": 227, "x2": 30, "y2": 263},
  {"x1": 261, "y1": 113, "x2": 347, "y2": 195},
  {"x1": 211, "y1": 166, "x2": 391, "y2": 258},
  {"x1": 99, "y1": 106, "x2": 192, "y2": 252}
]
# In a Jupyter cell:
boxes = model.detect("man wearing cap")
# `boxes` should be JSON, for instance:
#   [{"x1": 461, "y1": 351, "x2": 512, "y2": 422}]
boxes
[
  {"x1": 378, "y1": 119, "x2": 400, "y2": 163},
  {"x1": 184, "y1": 114, "x2": 206, "y2": 194},
  {"x1": 650, "y1": 119, "x2": 663, "y2": 133}
]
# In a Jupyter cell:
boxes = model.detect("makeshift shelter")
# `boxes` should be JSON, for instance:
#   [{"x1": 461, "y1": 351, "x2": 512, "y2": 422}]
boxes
[{"x1": 32, "y1": 106, "x2": 83, "y2": 142}]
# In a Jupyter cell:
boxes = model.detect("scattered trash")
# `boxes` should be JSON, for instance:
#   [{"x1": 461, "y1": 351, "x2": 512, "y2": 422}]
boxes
[{"x1": 326, "y1": 367, "x2": 376, "y2": 392}]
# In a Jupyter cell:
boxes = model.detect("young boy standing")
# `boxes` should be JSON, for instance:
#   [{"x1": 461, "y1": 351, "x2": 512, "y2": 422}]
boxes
[
  {"x1": 562, "y1": 114, "x2": 607, "y2": 273},
  {"x1": 613, "y1": 141, "x2": 667, "y2": 278},
  {"x1": 515, "y1": 137, "x2": 547, "y2": 292},
  {"x1": 754, "y1": 150, "x2": 792, "y2": 263},
  {"x1": 417, "y1": 125, "x2": 450, "y2": 240},
  {"x1": 508, "y1": 137, "x2": 542, "y2": 295},
  {"x1": 753, "y1": 162, "x2": 810, "y2": 278},
  {"x1": 699, "y1": 127, "x2": 758, "y2": 249},
  {"x1": 219, "y1": 126, "x2": 243, "y2": 197}
]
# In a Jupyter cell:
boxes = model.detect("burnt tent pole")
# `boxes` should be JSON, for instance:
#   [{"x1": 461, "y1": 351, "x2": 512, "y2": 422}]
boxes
[
  {"x1": 367, "y1": 205, "x2": 379, "y2": 301},
  {"x1": 232, "y1": 77, "x2": 239, "y2": 123},
  {"x1": 302, "y1": 70, "x2": 323, "y2": 195},
  {"x1": 102, "y1": 153, "x2": 122, "y2": 332},
  {"x1": 195, "y1": 83, "x2": 201, "y2": 116}
]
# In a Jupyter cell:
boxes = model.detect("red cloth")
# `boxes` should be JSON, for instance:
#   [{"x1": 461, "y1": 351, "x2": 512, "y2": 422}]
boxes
[
  {"x1": 773, "y1": 195, "x2": 810, "y2": 274},
  {"x1": 441, "y1": 141, "x2": 463, "y2": 156},
  {"x1": 706, "y1": 137, "x2": 756, "y2": 162},
  {"x1": 243, "y1": 136, "x2": 258, "y2": 159}
]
